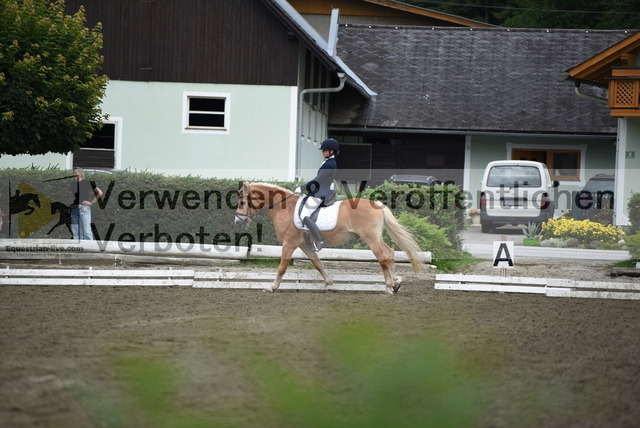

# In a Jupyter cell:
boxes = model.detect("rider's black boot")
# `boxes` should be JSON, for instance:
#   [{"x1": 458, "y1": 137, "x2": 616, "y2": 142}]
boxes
[{"x1": 302, "y1": 216, "x2": 325, "y2": 252}]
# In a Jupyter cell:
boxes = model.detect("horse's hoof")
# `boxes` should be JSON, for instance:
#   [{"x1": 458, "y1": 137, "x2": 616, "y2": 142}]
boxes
[
  {"x1": 384, "y1": 287, "x2": 395, "y2": 296},
  {"x1": 263, "y1": 288, "x2": 274, "y2": 293},
  {"x1": 392, "y1": 285, "x2": 401, "y2": 293}
]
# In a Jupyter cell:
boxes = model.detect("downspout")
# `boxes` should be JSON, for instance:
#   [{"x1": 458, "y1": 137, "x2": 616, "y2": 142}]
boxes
[
  {"x1": 296, "y1": 72, "x2": 346, "y2": 179},
  {"x1": 574, "y1": 81, "x2": 607, "y2": 104}
]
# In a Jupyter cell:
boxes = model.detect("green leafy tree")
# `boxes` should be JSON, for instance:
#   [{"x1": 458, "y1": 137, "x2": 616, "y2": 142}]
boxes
[
  {"x1": 406, "y1": 0, "x2": 640, "y2": 29},
  {"x1": 0, "y1": 0, "x2": 108, "y2": 156}
]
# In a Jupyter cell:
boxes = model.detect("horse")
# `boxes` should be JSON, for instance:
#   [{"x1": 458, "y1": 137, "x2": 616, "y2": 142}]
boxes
[
  {"x1": 47, "y1": 201, "x2": 72, "y2": 236},
  {"x1": 234, "y1": 182, "x2": 424, "y2": 295},
  {"x1": 9, "y1": 191, "x2": 41, "y2": 216}
]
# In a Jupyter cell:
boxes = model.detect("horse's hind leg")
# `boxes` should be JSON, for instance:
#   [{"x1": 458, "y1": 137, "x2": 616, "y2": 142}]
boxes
[
  {"x1": 300, "y1": 246, "x2": 334, "y2": 290},
  {"x1": 368, "y1": 240, "x2": 399, "y2": 295}
]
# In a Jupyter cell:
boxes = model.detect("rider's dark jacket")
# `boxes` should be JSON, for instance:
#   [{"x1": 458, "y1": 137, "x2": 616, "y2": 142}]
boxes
[{"x1": 304, "y1": 155, "x2": 337, "y2": 204}]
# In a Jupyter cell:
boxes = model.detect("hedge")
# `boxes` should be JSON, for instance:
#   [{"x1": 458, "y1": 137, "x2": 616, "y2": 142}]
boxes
[{"x1": 1, "y1": 169, "x2": 465, "y2": 251}]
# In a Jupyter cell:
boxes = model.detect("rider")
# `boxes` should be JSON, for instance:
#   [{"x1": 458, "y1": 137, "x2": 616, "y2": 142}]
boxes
[{"x1": 300, "y1": 138, "x2": 339, "y2": 252}]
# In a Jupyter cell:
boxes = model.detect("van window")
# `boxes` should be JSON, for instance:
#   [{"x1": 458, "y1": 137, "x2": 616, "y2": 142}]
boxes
[{"x1": 486, "y1": 166, "x2": 542, "y2": 187}]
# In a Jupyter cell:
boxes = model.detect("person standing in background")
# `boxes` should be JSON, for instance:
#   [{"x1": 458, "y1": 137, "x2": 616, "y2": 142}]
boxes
[{"x1": 70, "y1": 167, "x2": 103, "y2": 240}]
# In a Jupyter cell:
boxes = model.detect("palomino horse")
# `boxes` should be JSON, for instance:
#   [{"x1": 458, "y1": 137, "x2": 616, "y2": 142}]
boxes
[{"x1": 234, "y1": 182, "x2": 424, "y2": 295}]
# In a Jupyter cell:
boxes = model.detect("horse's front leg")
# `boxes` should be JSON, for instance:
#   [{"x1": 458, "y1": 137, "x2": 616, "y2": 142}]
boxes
[
  {"x1": 300, "y1": 246, "x2": 334, "y2": 290},
  {"x1": 265, "y1": 244, "x2": 296, "y2": 292}
]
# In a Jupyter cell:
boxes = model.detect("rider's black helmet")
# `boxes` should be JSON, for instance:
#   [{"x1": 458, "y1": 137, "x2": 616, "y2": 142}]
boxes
[{"x1": 319, "y1": 138, "x2": 339, "y2": 153}]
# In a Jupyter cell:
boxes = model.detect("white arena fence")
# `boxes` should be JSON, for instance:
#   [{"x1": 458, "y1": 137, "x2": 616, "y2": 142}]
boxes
[
  {"x1": 0, "y1": 239, "x2": 432, "y2": 264},
  {"x1": 435, "y1": 274, "x2": 640, "y2": 300}
]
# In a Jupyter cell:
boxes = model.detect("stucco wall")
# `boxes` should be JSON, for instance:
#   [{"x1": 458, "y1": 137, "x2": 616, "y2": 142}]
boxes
[
  {"x1": 465, "y1": 134, "x2": 617, "y2": 214},
  {"x1": 0, "y1": 81, "x2": 299, "y2": 181},
  {"x1": 617, "y1": 117, "x2": 640, "y2": 225}
]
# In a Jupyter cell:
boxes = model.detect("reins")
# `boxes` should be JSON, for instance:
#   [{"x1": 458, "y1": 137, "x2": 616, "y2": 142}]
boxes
[{"x1": 267, "y1": 192, "x2": 297, "y2": 209}]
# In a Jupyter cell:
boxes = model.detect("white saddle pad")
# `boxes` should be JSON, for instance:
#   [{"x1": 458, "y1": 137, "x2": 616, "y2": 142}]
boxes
[{"x1": 294, "y1": 198, "x2": 342, "y2": 231}]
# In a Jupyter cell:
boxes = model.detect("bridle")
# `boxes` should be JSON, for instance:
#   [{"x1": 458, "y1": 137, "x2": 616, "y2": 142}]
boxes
[
  {"x1": 235, "y1": 184, "x2": 299, "y2": 227},
  {"x1": 234, "y1": 187, "x2": 258, "y2": 228}
]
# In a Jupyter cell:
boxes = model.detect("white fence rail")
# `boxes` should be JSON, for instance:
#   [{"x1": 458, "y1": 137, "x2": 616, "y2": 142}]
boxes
[
  {"x1": 435, "y1": 274, "x2": 640, "y2": 300},
  {"x1": 0, "y1": 239, "x2": 431, "y2": 264},
  {"x1": 0, "y1": 268, "x2": 386, "y2": 292}
]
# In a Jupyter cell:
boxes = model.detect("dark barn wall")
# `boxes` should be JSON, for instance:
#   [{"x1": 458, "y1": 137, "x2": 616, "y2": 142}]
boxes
[
  {"x1": 335, "y1": 133, "x2": 465, "y2": 186},
  {"x1": 66, "y1": 0, "x2": 300, "y2": 85}
]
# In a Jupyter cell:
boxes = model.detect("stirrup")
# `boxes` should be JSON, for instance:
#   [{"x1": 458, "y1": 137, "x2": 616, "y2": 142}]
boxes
[{"x1": 312, "y1": 240, "x2": 326, "y2": 252}]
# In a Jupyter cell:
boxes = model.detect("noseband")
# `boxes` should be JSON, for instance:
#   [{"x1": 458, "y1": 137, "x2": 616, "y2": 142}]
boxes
[{"x1": 235, "y1": 190, "x2": 257, "y2": 227}]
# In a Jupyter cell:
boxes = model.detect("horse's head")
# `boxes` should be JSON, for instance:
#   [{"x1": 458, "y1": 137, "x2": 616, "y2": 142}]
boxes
[{"x1": 234, "y1": 182, "x2": 260, "y2": 228}]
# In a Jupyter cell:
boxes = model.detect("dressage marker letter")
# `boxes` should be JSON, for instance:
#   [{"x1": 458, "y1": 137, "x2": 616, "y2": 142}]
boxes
[{"x1": 493, "y1": 241, "x2": 514, "y2": 268}]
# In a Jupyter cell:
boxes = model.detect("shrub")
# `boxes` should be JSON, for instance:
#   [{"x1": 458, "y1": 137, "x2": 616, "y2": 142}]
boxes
[
  {"x1": 359, "y1": 181, "x2": 465, "y2": 250},
  {"x1": 628, "y1": 192, "x2": 640, "y2": 235},
  {"x1": 541, "y1": 217, "x2": 623, "y2": 248},
  {"x1": 625, "y1": 234, "x2": 640, "y2": 260},
  {"x1": 0, "y1": 169, "x2": 467, "y2": 260},
  {"x1": 382, "y1": 212, "x2": 457, "y2": 260}
]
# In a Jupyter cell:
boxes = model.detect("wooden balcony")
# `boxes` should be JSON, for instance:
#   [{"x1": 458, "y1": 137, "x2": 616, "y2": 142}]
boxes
[{"x1": 608, "y1": 68, "x2": 640, "y2": 117}]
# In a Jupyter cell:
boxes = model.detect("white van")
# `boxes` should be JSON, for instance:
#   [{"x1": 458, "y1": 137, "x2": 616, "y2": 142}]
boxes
[{"x1": 480, "y1": 160, "x2": 557, "y2": 233}]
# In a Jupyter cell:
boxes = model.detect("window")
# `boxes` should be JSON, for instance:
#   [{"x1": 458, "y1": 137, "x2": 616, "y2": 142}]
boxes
[
  {"x1": 182, "y1": 92, "x2": 230, "y2": 134},
  {"x1": 72, "y1": 122, "x2": 117, "y2": 170},
  {"x1": 486, "y1": 165, "x2": 542, "y2": 187},
  {"x1": 511, "y1": 148, "x2": 581, "y2": 181}
]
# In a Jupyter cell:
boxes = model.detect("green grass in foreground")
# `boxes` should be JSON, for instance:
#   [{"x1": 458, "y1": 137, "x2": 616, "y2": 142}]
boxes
[
  {"x1": 611, "y1": 259, "x2": 639, "y2": 269},
  {"x1": 79, "y1": 320, "x2": 498, "y2": 428},
  {"x1": 432, "y1": 254, "x2": 482, "y2": 272}
]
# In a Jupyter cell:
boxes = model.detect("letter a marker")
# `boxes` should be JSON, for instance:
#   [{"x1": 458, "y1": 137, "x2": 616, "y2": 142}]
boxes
[{"x1": 492, "y1": 241, "x2": 514, "y2": 269}]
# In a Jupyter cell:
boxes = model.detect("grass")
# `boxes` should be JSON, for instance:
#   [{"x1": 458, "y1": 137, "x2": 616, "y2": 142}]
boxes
[
  {"x1": 241, "y1": 258, "x2": 287, "y2": 268},
  {"x1": 79, "y1": 320, "x2": 498, "y2": 428},
  {"x1": 611, "y1": 259, "x2": 639, "y2": 269},
  {"x1": 432, "y1": 253, "x2": 482, "y2": 272}
]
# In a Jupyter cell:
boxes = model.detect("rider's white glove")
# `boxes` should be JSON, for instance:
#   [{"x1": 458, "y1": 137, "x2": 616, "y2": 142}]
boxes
[{"x1": 294, "y1": 186, "x2": 302, "y2": 194}]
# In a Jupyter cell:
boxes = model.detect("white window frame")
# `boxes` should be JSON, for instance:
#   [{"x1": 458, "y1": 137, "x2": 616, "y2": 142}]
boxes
[
  {"x1": 67, "y1": 117, "x2": 123, "y2": 171},
  {"x1": 182, "y1": 91, "x2": 230, "y2": 135}
]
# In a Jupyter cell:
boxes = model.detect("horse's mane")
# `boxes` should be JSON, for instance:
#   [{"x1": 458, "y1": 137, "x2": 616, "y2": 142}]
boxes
[{"x1": 248, "y1": 182, "x2": 294, "y2": 196}]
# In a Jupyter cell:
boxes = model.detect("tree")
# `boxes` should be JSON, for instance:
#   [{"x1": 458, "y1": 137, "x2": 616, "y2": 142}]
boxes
[
  {"x1": 406, "y1": 0, "x2": 640, "y2": 29},
  {"x1": 0, "y1": 0, "x2": 108, "y2": 156}
]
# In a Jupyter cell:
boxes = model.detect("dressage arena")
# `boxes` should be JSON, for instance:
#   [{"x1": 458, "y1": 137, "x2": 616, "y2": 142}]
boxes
[{"x1": 1, "y1": 248, "x2": 639, "y2": 426}]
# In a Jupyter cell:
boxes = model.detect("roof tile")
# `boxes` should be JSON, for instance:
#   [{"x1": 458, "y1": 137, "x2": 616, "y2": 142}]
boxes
[{"x1": 336, "y1": 26, "x2": 632, "y2": 134}]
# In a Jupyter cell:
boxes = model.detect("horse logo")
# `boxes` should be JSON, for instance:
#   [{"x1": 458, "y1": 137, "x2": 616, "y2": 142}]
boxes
[
  {"x1": 6, "y1": 183, "x2": 56, "y2": 238},
  {"x1": 47, "y1": 202, "x2": 72, "y2": 236},
  {"x1": 9, "y1": 190, "x2": 41, "y2": 216}
]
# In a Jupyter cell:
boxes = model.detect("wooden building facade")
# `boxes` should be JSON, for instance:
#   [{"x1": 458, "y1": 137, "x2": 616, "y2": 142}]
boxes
[{"x1": 66, "y1": 0, "x2": 301, "y2": 85}]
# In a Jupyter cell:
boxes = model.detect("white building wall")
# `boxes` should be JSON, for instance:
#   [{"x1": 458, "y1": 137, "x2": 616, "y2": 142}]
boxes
[
  {"x1": 615, "y1": 116, "x2": 640, "y2": 225},
  {"x1": 1, "y1": 81, "x2": 299, "y2": 181}
]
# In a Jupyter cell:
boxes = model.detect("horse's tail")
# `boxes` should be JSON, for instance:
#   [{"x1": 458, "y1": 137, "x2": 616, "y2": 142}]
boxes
[{"x1": 380, "y1": 204, "x2": 424, "y2": 273}]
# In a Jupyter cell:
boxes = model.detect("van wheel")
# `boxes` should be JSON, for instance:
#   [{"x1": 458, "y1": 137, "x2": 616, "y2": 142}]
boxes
[{"x1": 481, "y1": 221, "x2": 494, "y2": 234}]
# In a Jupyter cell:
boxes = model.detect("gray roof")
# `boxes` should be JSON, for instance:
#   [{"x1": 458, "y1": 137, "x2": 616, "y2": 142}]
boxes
[{"x1": 335, "y1": 26, "x2": 635, "y2": 134}]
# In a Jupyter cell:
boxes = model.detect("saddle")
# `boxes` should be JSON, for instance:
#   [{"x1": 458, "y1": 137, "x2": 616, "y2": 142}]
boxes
[{"x1": 293, "y1": 197, "x2": 342, "y2": 231}]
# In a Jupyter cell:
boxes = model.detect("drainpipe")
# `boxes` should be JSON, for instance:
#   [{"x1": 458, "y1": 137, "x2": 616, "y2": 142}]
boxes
[
  {"x1": 296, "y1": 72, "x2": 346, "y2": 179},
  {"x1": 574, "y1": 81, "x2": 607, "y2": 104}
]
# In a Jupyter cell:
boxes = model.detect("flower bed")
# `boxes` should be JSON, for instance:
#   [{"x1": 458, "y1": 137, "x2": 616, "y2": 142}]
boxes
[{"x1": 541, "y1": 217, "x2": 623, "y2": 249}]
